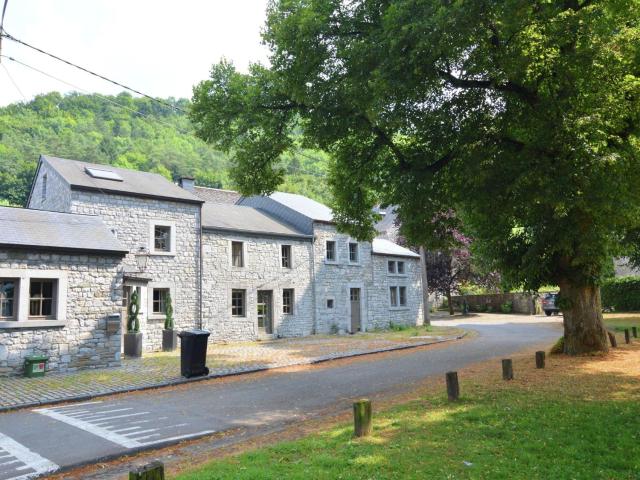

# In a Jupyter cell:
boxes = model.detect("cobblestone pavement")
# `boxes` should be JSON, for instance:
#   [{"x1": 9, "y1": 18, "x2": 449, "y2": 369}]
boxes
[{"x1": 0, "y1": 328, "x2": 462, "y2": 411}]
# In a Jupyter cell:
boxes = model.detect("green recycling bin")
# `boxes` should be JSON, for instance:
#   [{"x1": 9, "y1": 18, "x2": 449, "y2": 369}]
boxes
[{"x1": 24, "y1": 355, "x2": 49, "y2": 378}]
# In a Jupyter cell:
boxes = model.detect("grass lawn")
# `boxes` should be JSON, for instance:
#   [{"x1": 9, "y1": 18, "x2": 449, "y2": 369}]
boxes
[
  {"x1": 603, "y1": 313, "x2": 640, "y2": 332},
  {"x1": 174, "y1": 344, "x2": 640, "y2": 479}
]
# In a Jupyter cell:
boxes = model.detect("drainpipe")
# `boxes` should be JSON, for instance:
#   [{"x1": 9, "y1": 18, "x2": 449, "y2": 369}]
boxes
[
  {"x1": 420, "y1": 245, "x2": 430, "y2": 326},
  {"x1": 310, "y1": 231, "x2": 318, "y2": 335},
  {"x1": 198, "y1": 208, "x2": 204, "y2": 330}
]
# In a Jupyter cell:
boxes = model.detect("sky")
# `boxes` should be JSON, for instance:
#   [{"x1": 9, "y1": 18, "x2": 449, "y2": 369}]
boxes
[{"x1": 0, "y1": 0, "x2": 270, "y2": 106}]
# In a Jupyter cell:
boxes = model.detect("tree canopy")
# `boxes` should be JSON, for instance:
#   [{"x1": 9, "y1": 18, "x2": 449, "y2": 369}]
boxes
[
  {"x1": 0, "y1": 91, "x2": 331, "y2": 206},
  {"x1": 190, "y1": 0, "x2": 640, "y2": 353}
]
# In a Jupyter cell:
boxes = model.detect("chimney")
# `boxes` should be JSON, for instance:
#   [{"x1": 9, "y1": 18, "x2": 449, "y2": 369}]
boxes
[{"x1": 179, "y1": 176, "x2": 195, "y2": 192}]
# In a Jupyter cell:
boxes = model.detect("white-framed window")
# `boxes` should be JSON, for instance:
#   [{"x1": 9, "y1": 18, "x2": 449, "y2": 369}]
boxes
[
  {"x1": 152, "y1": 288, "x2": 169, "y2": 314},
  {"x1": 388, "y1": 260, "x2": 396, "y2": 274},
  {"x1": 29, "y1": 279, "x2": 57, "y2": 319},
  {"x1": 0, "y1": 279, "x2": 17, "y2": 319},
  {"x1": 231, "y1": 289, "x2": 246, "y2": 317},
  {"x1": 389, "y1": 286, "x2": 407, "y2": 308},
  {"x1": 326, "y1": 240, "x2": 336, "y2": 262},
  {"x1": 281, "y1": 245, "x2": 292, "y2": 268},
  {"x1": 397, "y1": 261, "x2": 406, "y2": 275},
  {"x1": 348, "y1": 242, "x2": 359, "y2": 263},
  {"x1": 149, "y1": 221, "x2": 176, "y2": 255},
  {"x1": 231, "y1": 241, "x2": 244, "y2": 267},
  {"x1": 389, "y1": 286, "x2": 398, "y2": 307},
  {"x1": 326, "y1": 298, "x2": 334, "y2": 309},
  {"x1": 0, "y1": 270, "x2": 67, "y2": 326},
  {"x1": 282, "y1": 288, "x2": 294, "y2": 314}
]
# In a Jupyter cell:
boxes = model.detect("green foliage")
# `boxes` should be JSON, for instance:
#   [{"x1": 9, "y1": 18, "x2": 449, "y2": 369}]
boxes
[
  {"x1": 190, "y1": 0, "x2": 640, "y2": 292},
  {"x1": 501, "y1": 301, "x2": 513, "y2": 314},
  {"x1": 0, "y1": 92, "x2": 332, "y2": 205},
  {"x1": 164, "y1": 292, "x2": 174, "y2": 330},
  {"x1": 601, "y1": 276, "x2": 640, "y2": 312},
  {"x1": 127, "y1": 290, "x2": 140, "y2": 333},
  {"x1": 550, "y1": 337, "x2": 566, "y2": 355},
  {"x1": 388, "y1": 322, "x2": 409, "y2": 332}
]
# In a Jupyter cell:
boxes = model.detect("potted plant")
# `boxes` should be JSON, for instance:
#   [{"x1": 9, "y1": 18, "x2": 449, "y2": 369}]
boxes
[
  {"x1": 123, "y1": 290, "x2": 143, "y2": 357},
  {"x1": 162, "y1": 292, "x2": 177, "y2": 351}
]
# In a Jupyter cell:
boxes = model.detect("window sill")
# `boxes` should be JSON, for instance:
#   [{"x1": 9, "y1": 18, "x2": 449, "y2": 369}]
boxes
[
  {"x1": 389, "y1": 307, "x2": 409, "y2": 311},
  {"x1": 0, "y1": 320, "x2": 66, "y2": 329},
  {"x1": 388, "y1": 274, "x2": 408, "y2": 277},
  {"x1": 149, "y1": 251, "x2": 176, "y2": 257},
  {"x1": 324, "y1": 260, "x2": 339, "y2": 265},
  {"x1": 147, "y1": 314, "x2": 166, "y2": 321}
]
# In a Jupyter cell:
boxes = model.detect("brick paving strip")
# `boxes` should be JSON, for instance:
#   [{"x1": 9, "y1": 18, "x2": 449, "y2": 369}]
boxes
[{"x1": 0, "y1": 332, "x2": 465, "y2": 413}]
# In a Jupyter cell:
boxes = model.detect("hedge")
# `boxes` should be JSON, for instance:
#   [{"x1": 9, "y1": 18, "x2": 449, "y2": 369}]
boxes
[{"x1": 601, "y1": 276, "x2": 640, "y2": 312}]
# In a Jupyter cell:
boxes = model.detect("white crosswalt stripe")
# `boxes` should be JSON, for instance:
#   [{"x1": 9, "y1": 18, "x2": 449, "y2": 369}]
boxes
[
  {"x1": 34, "y1": 407, "x2": 215, "y2": 449},
  {"x1": 0, "y1": 432, "x2": 58, "y2": 480}
]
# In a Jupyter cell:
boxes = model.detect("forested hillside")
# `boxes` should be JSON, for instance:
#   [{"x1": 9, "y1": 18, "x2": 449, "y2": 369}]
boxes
[{"x1": 0, "y1": 92, "x2": 330, "y2": 206}]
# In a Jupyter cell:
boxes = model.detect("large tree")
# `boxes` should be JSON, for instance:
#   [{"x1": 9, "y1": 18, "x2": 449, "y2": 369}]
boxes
[{"x1": 191, "y1": 0, "x2": 640, "y2": 354}]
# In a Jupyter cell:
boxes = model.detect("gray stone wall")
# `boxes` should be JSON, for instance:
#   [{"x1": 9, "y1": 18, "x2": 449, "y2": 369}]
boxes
[
  {"x1": 0, "y1": 251, "x2": 122, "y2": 375},
  {"x1": 70, "y1": 191, "x2": 201, "y2": 351},
  {"x1": 27, "y1": 159, "x2": 71, "y2": 212},
  {"x1": 369, "y1": 255, "x2": 424, "y2": 329},
  {"x1": 202, "y1": 230, "x2": 314, "y2": 341},
  {"x1": 451, "y1": 293, "x2": 537, "y2": 314},
  {"x1": 312, "y1": 223, "x2": 374, "y2": 334}
]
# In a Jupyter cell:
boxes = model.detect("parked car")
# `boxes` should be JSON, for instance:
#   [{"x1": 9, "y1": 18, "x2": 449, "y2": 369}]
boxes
[{"x1": 541, "y1": 292, "x2": 560, "y2": 316}]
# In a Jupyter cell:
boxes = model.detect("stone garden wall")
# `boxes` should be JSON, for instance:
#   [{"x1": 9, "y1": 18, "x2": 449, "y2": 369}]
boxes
[{"x1": 451, "y1": 293, "x2": 537, "y2": 314}]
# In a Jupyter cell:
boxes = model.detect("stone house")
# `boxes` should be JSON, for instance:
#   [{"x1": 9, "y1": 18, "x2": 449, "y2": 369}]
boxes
[{"x1": 0, "y1": 155, "x2": 424, "y2": 374}]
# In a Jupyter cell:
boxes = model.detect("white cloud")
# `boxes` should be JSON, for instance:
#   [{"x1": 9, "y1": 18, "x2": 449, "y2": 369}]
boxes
[{"x1": 0, "y1": 0, "x2": 270, "y2": 105}]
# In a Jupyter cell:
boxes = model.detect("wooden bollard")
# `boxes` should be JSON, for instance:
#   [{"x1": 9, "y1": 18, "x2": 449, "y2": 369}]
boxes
[
  {"x1": 446, "y1": 371, "x2": 460, "y2": 401},
  {"x1": 535, "y1": 351, "x2": 545, "y2": 369},
  {"x1": 353, "y1": 399, "x2": 372, "y2": 437},
  {"x1": 625, "y1": 329, "x2": 631, "y2": 344},
  {"x1": 608, "y1": 331, "x2": 618, "y2": 348},
  {"x1": 633, "y1": 326, "x2": 638, "y2": 338},
  {"x1": 502, "y1": 359, "x2": 514, "y2": 380},
  {"x1": 130, "y1": 461, "x2": 164, "y2": 480}
]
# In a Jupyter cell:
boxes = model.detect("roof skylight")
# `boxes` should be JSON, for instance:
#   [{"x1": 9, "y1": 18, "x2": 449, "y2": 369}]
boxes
[{"x1": 85, "y1": 167, "x2": 124, "y2": 182}]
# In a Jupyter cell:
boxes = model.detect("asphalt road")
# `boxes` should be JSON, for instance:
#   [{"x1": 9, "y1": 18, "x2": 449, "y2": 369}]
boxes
[{"x1": 0, "y1": 317, "x2": 560, "y2": 479}]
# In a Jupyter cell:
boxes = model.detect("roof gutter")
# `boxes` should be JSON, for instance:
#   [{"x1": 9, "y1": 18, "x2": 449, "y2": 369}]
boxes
[
  {"x1": 69, "y1": 185, "x2": 205, "y2": 205},
  {"x1": 201, "y1": 226, "x2": 313, "y2": 240},
  {"x1": 0, "y1": 243, "x2": 129, "y2": 257}
]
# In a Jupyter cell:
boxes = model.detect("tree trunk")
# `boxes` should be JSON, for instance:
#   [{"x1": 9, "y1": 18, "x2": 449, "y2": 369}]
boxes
[
  {"x1": 446, "y1": 289, "x2": 454, "y2": 316},
  {"x1": 559, "y1": 281, "x2": 608, "y2": 354},
  {"x1": 419, "y1": 246, "x2": 431, "y2": 326}
]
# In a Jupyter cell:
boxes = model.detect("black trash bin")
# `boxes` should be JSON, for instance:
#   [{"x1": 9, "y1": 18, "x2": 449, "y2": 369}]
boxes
[{"x1": 178, "y1": 329, "x2": 210, "y2": 378}]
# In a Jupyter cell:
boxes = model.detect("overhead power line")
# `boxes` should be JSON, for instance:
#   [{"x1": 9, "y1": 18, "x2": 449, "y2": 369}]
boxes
[
  {"x1": 1, "y1": 61, "x2": 25, "y2": 100},
  {"x1": 0, "y1": 29, "x2": 187, "y2": 113}
]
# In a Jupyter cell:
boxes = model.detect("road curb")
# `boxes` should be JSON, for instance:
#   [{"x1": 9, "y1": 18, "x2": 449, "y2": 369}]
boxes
[{"x1": 0, "y1": 333, "x2": 466, "y2": 414}]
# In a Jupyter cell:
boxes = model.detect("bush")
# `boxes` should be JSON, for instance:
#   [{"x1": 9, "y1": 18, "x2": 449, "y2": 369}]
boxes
[
  {"x1": 550, "y1": 336, "x2": 565, "y2": 355},
  {"x1": 500, "y1": 301, "x2": 513, "y2": 314},
  {"x1": 330, "y1": 323, "x2": 339, "y2": 334},
  {"x1": 389, "y1": 322, "x2": 409, "y2": 332},
  {"x1": 601, "y1": 276, "x2": 640, "y2": 312}
]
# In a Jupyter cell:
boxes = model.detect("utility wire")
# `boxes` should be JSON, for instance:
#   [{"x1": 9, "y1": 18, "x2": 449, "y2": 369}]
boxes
[
  {"x1": 0, "y1": 0, "x2": 8, "y2": 62},
  {"x1": 1, "y1": 62, "x2": 25, "y2": 100},
  {"x1": 0, "y1": 54, "x2": 192, "y2": 134},
  {"x1": 0, "y1": 29, "x2": 187, "y2": 113}
]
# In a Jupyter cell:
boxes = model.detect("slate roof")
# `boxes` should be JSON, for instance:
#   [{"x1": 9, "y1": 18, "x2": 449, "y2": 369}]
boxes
[
  {"x1": 202, "y1": 204, "x2": 310, "y2": 238},
  {"x1": 269, "y1": 192, "x2": 334, "y2": 222},
  {"x1": 40, "y1": 155, "x2": 203, "y2": 204},
  {"x1": 371, "y1": 238, "x2": 420, "y2": 258},
  {"x1": 0, "y1": 206, "x2": 127, "y2": 255},
  {"x1": 193, "y1": 186, "x2": 242, "y2": 205}
]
